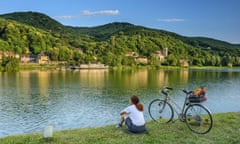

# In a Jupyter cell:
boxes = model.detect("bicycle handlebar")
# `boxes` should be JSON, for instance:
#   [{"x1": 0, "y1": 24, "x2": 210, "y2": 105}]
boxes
[
  {"x1": 161, "y1": 87, "x2": 173, "y2": 95},
  {"x1": 165, "y1": 87, "x2": 173, "y2": 90},
  {"x1": 161, "y1": 87, "x2": 193, "y2": 96},
  {"x1": 182, "y1": 89, "x2": 193, "y2": 95}
]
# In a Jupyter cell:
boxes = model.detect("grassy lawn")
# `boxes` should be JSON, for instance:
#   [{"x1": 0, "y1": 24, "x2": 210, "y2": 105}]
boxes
[{"x1": 0, "y1": 112, "x2": 239, "y2": 144}]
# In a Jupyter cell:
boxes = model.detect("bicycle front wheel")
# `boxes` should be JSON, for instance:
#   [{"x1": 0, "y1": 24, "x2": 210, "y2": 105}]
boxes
[
  {"x1": 148, "y1": 99, "x2": 174, "y2": 123},
  {"x1": 184, "y1": 104, "x2": 213, "y2": 134}
]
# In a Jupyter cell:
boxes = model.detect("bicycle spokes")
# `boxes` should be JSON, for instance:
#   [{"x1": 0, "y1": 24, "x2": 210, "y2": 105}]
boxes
[
  {"x1": 186, "y1": 114, "x2": 201, "y2": 126},
  {"x1": 148, "y1": 99, "x2": 174, "y2": 123},
  {"x1": 185, "y1": 104, "x2": 213, "y2": 134},
  {"x1": 158, "y1": 101, "x2": 165, "y2": 113}
]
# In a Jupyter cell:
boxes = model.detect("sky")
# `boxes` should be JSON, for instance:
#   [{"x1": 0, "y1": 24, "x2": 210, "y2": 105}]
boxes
[{"x1": 0, "y1": 0, "x2": 239, "y2": 44}]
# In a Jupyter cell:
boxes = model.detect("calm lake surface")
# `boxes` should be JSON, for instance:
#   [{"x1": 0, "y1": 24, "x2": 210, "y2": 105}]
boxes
[{"x1": 0, "y1": 68, "x2": 240, "y2": 137}]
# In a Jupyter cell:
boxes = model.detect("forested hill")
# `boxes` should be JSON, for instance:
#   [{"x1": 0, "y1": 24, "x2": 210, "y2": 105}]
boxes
[
  {"x1": 0, "y1": 11, "x2": 240, "y2": 67},
  {"x1": 0, "y1": 11, "x2": 65, "y2": 33}
]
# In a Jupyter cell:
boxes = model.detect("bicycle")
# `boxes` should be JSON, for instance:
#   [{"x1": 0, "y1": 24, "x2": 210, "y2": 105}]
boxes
[{"x1": 148, "y1": 87, "x2": 213, "y2": 134}]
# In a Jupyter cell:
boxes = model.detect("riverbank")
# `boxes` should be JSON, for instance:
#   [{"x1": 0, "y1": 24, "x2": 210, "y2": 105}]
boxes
[
  {"x1": 0, "y1": 112, "x2": 239, "y2": 144},
  {"x1": 12, "y1": 63, "x2": 240, "y2": 71}
]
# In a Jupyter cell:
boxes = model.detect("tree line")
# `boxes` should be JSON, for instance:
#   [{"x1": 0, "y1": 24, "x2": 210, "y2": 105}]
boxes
[{"x1": 1, "y1": 15, "x2": 240, "y2": 72}]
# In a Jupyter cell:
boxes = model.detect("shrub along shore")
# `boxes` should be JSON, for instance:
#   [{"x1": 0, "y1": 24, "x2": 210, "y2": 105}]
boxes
[
  {"x1": 0, "y1": 112, "x2": 239, "y2": 144},
  {"x1": 16, "y1": 64, "x2": 240, "y2": 71}
]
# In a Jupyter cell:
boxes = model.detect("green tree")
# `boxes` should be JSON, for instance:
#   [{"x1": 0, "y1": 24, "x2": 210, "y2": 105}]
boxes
[
  {"x1": 122, "y1": 56, "x2": 136, "y2": 66},
  {"x1": 58, "y1": 46, "x2": 70, "y2": 61},
  {"x1": 49, "y1": 48, "x2": 59, "y2": 61},
  {"x1": 167, "y1": 54, "x2": 178, "y2": 66},
  {"x1": 1, "y1": 56, "x2": 19, "y2": 72},
  {"x1": 149, "y1": 53, "x2": 160, "y2": 66}
]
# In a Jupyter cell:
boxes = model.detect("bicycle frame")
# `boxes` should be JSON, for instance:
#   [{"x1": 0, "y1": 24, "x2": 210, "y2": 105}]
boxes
[
  {"x1": 149, "y1": 87, "x2": 213, "y2": 134},
  {"x1": 161, "y1": 88, "x2": 191, "y2": 120}
]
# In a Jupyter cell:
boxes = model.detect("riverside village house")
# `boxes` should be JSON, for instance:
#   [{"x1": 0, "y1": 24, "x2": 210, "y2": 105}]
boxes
[
  {"x1": 125, "y1": 47, "x2": 169, "y2": 64},
  {"x1": 0, "y1": 51, "x2": 51, "y2": 64},
  {"x1": 1, "y1": 47, "x2": 189, "y2": 67}
]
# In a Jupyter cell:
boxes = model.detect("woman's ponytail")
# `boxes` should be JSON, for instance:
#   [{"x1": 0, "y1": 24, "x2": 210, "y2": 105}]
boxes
[
  {"x1": 136, "y1": 103, "x2": 144, "y2": 111},
  {"x1": 131, "y1": 95, "x2": 144, "y2": 112}
]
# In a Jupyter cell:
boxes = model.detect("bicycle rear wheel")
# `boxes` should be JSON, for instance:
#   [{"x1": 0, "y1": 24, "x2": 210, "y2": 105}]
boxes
[
  {"x1": 184, "y1": 104, "x2": 213, "y2": 134},
  {"x1": 148, "y1": 99, "x2": 174, "y2": 123}
]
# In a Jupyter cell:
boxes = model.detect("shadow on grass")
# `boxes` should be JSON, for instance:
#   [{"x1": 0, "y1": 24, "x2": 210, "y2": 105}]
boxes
[{"x1": 120, "y1": 127, "x2": 149, "y2": 135}]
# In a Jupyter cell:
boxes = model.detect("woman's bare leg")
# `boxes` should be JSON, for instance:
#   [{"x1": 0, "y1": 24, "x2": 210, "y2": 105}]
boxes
[{"x1": 117, "y1": 113, "x2": 128, "y2": 128}]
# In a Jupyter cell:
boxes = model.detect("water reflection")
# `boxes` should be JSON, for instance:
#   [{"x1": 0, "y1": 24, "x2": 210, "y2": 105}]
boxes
[
  {"x1": 0, "y1": 68, "x2": 240, "y2": 138},
  {"x1": 78, "y1": 69, "x2": 108, "y2": 88}
]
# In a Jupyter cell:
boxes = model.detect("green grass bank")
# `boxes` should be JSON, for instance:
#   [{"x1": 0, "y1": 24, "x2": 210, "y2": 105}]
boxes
[{"x1": 0, "y1": 112, "x2": 239, "y2": 144}]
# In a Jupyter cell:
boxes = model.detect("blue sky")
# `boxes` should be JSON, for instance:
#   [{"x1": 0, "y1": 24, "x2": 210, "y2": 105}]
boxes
[{"x1": 0, "y1": 0, "x2": 239, "y2": 44}]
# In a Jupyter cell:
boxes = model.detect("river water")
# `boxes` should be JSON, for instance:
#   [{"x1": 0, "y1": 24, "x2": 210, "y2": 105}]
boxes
[{"x1": 0, "y1": 68, "x2": 240, "y2": 137}]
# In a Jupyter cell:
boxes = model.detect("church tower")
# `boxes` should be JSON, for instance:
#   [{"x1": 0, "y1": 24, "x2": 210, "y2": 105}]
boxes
[{"x1": 163, "y1": 47, "x2": 168, "y2": 57}]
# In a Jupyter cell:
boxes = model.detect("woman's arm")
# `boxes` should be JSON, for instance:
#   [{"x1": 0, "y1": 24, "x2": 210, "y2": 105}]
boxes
[{"x1": 120, "y1": 111, "x2": 127, "y2": 115}]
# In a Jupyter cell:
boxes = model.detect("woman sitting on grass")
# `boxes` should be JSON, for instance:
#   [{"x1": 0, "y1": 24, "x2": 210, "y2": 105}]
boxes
[{"x1": 116, "y1": 95, "x2": 148, "y2": 133}]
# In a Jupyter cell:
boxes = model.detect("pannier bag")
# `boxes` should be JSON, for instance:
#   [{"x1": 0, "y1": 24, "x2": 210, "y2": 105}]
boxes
[{"x1": 189, "y1": 87, "x2": 207, "y2": 103}]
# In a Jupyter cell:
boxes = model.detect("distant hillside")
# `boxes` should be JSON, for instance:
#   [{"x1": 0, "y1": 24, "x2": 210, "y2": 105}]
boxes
[
  {"x1": 0, "y1": 17, "x2": 74, "y2": 54},
  {"x1": 0, "y1": 11, "x2": 92, "y2": 41},
  {"x1": 75, "y1": 22, "x2": 240, "y2": 56},
  {"x1": 74, "y1": 22, "x2": 136, "y2": 40},
  {"x1": 177, "y1": 36, "x2": 240, "y2": 56},
  {"x1": 86, "y1": 22, "x2": 240, "y2": 56},
  {"x1": 0, "y1": 11, "x2": 64, "y2": 32},
  {"x1": 0, "y1": 11, "x2": 240, "y2": 67}
]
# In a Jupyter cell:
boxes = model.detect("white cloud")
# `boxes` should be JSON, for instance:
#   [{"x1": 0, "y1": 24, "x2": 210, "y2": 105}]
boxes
[
  {"x1": 158, "y1": 18, "x2": 185, "y2": 22},
  {"x1": 55, "y1": 9, "x2": 119, "y2": 20},
  {"x1": 55, "y1": 15, "x2": 77, "y2": 19},
  {"x1": 82, "y1": 10, "x2": 119, "y2": 16}
]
